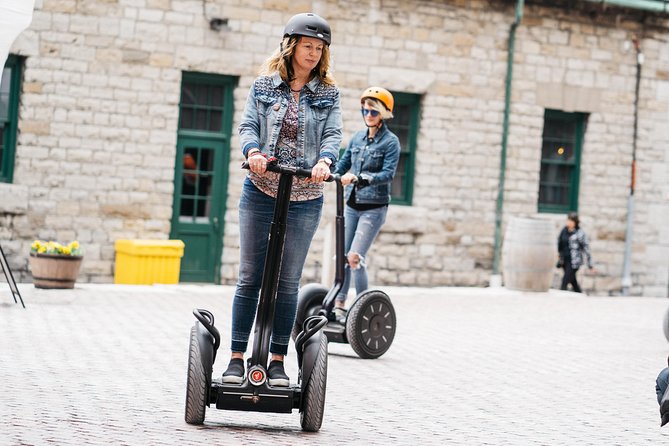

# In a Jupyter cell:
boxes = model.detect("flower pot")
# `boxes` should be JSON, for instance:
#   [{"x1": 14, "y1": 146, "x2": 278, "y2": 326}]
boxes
[{"x1": 29, "y1": 252, "x2": 83, "y2": 289}]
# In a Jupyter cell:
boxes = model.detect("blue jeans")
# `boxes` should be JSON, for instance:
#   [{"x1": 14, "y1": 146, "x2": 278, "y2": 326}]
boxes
[
  {"x1": 230, "y1": 179, "x2": 323, "y2": 356},
  {"x1": 335, "y1": 205, "x2": 388, "y2": 303}
]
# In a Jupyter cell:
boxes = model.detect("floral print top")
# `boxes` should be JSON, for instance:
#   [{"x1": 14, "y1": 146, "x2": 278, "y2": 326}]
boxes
[{"x1": 250, "y1": 92, "x2": 324, "y2": 201}]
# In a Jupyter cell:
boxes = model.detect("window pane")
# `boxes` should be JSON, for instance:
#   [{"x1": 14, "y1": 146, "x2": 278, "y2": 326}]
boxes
[
  {"x1": 210, "y1": 86, "x2": 223, "y2": 107},
  {"x1": 539, "y1": 184, "x2": 570, "y2": 206},
  {"x1": 179, "y1": 107, "x2": 193, "y2": 129},
  {"x1": 386, "y1": 93, "x2": 420, "y2": 205},
  {"x1": 538, "y1": 110, "x2": 585, "y2": 212},
  {"x1": 196, "y1": 84, "x2": 208, "y2": 105},
  {"x1": 0, "y1": 126, "x2": 4, "y2": 171},
  {"x1": 391, "y1": 154, "x2": 407, "y2": 198},
  {"x1": 179, "y1": 78, "x2": 226, "y2": 133},
  {"x1": 540, "y1": 163, "x2": 572, "y2": 184},
  {"x1": 210, "y1": 110, "x2": 222, "y2": 132},
  {"x1": 181, "y1": 83, "x2": 196, "y2": 105},
  {"x1": 389, "y1": 104, "x2": 410, "y2": 150},
  {"x1": 0, "y1": 67, "x2": 10, "y2": 122},
  {"x1": 542, "y1": 118, "x2": 575, "y2": 141},
  {"x1": 195, "y1": 109, "x2": 207, "y2": 130}
]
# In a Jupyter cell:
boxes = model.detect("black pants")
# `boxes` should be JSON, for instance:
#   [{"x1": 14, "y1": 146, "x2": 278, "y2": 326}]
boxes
[{"x1": 561, "y1": 262, "x2": 581, "y2": 293}]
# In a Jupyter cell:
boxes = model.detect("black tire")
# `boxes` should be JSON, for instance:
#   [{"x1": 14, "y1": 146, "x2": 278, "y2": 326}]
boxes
[
  {"x1": 301, "y1": 334, "x2": 328, "y2": 432},
  {"x1": 346, "y1": 290, "x2": 396, "y2": 359},
  {"x1": 663, "y1": 307, "x2": 669, "y2": 342},
  {"x1": 185, "y1": 325, "x2": 208, "y2": 425},
  {"x1": 292, "y1": 285, "x2": 327, "y2": 341}
]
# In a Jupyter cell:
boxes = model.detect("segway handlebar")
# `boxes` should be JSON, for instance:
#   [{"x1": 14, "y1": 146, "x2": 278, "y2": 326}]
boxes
[{"x1": 241, "y1": 160, "x2": 342, "y2": 183}]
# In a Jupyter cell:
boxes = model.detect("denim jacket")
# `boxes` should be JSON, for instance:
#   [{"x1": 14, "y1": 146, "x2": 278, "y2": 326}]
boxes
[
  {"x1": 333, "y1": 124, "x2": 401, "y2": 205},
  {"x1": 238, "y1": 72, "x2": 342, "y2": 168}
]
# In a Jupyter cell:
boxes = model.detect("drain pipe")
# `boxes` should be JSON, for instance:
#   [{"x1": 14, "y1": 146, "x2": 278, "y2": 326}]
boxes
[
  {"x1": 582, "y1": 0, "x2": 669, "y2": 14},
  {"x1": 621, "y1": 35, "x2": 643, "y2": 295},
  {"x1": 491, "y1": 0, "x2": 524, "y2": 287}
]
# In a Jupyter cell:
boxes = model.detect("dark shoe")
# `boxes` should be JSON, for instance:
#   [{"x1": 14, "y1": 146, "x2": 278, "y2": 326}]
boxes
[
  {"x1": 222, "y1": 358, "x2": 245, "y2": 384},
  {"x1": 334, "y1": 307, "x2": 347, "y2": 324},
  {"x1": 267, "y1": 360, "x2": 290, "y2": 387}
]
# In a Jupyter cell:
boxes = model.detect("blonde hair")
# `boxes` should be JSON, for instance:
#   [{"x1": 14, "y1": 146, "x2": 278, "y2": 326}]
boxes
[
  {"x1": 259, "y1": 36, "x2": 336, "y2": 86},
  {"x1": 362, "y1": 98, "x2": 394, "y2": 120}
]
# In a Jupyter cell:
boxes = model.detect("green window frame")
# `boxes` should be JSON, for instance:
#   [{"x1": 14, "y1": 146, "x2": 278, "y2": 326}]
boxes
[
  {"x1": 1, "y1": 55, "x2": 23, "y2": 183},
  {"x1": 387, "y1": 92, "x2": 420, "y2": 205},
  {"x1": 538, "y1": 109, "x2": 587, "y2": 213}
]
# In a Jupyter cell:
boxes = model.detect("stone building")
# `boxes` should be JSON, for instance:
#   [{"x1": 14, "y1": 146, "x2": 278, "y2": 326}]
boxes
[{"x1": 1, "y1": 0, "x2": 668, "y2": 296}]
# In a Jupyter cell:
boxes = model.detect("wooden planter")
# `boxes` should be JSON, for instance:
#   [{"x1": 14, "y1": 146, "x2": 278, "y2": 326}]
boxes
[{"x1": 29, "y1": 252, "x2": 83, "y2": 289}]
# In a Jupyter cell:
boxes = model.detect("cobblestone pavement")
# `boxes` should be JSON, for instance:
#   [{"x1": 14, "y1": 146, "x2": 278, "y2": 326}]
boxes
[{"x1": 1, "y1": 283, "x2": 668, "y2": 445}]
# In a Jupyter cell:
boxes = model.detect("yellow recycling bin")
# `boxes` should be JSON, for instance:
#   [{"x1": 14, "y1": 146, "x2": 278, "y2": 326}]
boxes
[{"x1": 114, "y1": 239, "x2": 185, "y2": 285}]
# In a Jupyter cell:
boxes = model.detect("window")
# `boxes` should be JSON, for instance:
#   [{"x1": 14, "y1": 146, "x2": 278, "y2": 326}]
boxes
[
  {"x1": 1, "y1": 55, "x2": 23, "y2": 183},
  {"x1": 538, "y1": 109, "x2": 587, "y2": 213},
  {"x1": 387, "y1": 92, "x2": 420, "y2": 205}
]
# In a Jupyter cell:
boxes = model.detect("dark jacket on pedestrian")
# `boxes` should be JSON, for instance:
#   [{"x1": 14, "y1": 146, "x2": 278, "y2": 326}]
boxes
[{"x1": 558, "y1": 227, "x2": 593, "y2": 270}]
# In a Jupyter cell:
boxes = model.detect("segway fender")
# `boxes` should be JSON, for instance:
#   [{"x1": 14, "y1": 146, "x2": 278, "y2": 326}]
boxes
[
  {"x1": 194, "y1": 321, "x2": 216, "y2": 380},
  {"x1": 297, "y1": 284, "x2": 329, "y2": 313},
  {"x1": 300, "y1": 331, "x2": 325, "y2": 393}
]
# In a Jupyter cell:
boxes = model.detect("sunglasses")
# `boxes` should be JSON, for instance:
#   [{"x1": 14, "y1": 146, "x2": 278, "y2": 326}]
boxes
[{"x1": 361, "y1": 108, "x2": 380, "y2": 117}]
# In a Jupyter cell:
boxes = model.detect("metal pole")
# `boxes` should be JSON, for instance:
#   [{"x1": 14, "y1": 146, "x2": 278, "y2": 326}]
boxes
[
  {"x1": 491, "y1": 0, "x2": 524, "y2": 286},
  {"x1": 621, "y1": 36, "x2": 643, "y2": 295},
  {"x1": 582, "y1": 0, "x2": 669, "y2": 14}
]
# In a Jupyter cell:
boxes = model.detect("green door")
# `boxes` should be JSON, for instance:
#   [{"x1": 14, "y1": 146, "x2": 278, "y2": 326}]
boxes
[{"x1": 170, "y1": 73, "x2": 238, "y2": 283}]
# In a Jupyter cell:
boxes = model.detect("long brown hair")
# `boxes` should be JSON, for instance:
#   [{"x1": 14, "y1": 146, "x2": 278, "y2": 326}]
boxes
[{"x1": 259, "y1": 36, "x2": 336, "y2": 86}]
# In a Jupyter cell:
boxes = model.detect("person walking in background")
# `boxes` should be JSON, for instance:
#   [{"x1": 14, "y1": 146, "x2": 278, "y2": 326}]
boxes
[
  {"x1": 222, "y1": 12, "x2": 342, "y2": 386},
  {"x1": 331, "y1": 87, "x2": 400, "y2": 322},
  {"x1": 557, "y1": 212, "x2": 594, "y2": 293}
]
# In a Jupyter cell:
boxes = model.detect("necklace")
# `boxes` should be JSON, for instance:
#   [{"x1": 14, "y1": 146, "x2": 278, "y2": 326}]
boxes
[{"x1": 290, "y1": 87, "x2": 302, "y2": 93}]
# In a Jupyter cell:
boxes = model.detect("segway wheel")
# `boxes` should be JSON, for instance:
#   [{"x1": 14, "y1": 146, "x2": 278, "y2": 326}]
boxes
[
  {"x1": 185, "y1": 325, "x2": 208, "y2": 424},
  {"x1": 663, "y1": 307, "x2": 669, "y2": 342},
  {"x1": 346, "y1": 290, "x2": 396, "y2": 359},
  {"x1": 300, "y1": 334, "x2": 328, "y2": 432},
  {"x1": 292, "y1": 284, "x2": 328, "y2": 341}
]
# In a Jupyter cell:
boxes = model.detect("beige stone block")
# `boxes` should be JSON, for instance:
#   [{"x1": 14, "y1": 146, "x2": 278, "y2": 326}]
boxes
[
  {"x1": 434, "y1": 82, "x2": 474, "y2": 98},
  {"x1": 122, "y1": 49, "x2": 150, "y2": 63},
  {"x1": 20, "y1": 120, "x2": 51, "y2": 136},
  {"x1": 0, "y1": 184, "x2": 28, "y2": 215},
  {"x1": 43, "y1": 0, "x2": 76, "y2": 13},
  {"x1": 368, "y1": 66, "x2": 435, "y2": 94},
  {"x1": 23, "y1": 82, "x2": 43, "y2": 94}
]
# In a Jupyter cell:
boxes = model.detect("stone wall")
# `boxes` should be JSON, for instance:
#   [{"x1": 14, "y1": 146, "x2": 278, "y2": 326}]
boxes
[{"x1": 2, "y1": 0, "x2": 667, "y2": 296}]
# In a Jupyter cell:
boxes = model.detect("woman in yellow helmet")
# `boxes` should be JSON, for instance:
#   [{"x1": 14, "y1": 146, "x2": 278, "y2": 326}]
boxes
[{"x1": 331, "y1": 87, "x2": 400, "y2": 321}]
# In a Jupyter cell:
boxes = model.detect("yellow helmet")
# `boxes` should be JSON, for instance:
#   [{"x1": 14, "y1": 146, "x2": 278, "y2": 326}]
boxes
[{"x1": 360, "y1": 86, "x2": 394, "y2": 113}]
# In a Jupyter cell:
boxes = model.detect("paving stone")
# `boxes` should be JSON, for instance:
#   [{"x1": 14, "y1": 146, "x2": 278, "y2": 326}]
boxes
[{"x1": 0, "y1": 284, "x2": 668, "y2": 444}]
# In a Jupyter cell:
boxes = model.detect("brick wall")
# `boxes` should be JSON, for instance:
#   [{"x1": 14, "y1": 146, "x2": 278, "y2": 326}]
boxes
[{"x1": 1, "y1": 0, "x2": 667, "y2": 296}]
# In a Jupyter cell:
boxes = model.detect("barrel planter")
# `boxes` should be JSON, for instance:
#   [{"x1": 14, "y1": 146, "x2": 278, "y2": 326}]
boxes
[
  {"x1": 29, "y1": 252, "x2": 83, "y2": 289},
  {"x1": 502, "y1": 217, "x2": 555, "y2": 292}
]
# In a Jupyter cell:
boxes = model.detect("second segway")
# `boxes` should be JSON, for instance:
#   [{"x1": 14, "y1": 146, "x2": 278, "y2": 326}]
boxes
[{"x1": 293, "y1": 175, "x2": 396, "y2": 359}]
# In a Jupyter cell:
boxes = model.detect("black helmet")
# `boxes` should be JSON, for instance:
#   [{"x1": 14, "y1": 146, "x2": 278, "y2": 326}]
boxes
[{"x1": 283, "y1": 13, "x2": 331, "y2": 45}]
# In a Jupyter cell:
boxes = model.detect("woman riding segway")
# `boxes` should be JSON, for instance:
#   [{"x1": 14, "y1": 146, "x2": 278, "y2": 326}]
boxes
[
  {"x1": 184, "y1": 12, "x2": 341, "y2": 431},
  {"x1": 332, "y1": 87, "x2": 400, "y2": 322},
  {"x1": 292, "y1": 88, "x2": 399, "y2": 359},
  {"x1": 222, "y1": 11, "x2": 341, "y2": 388}
]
